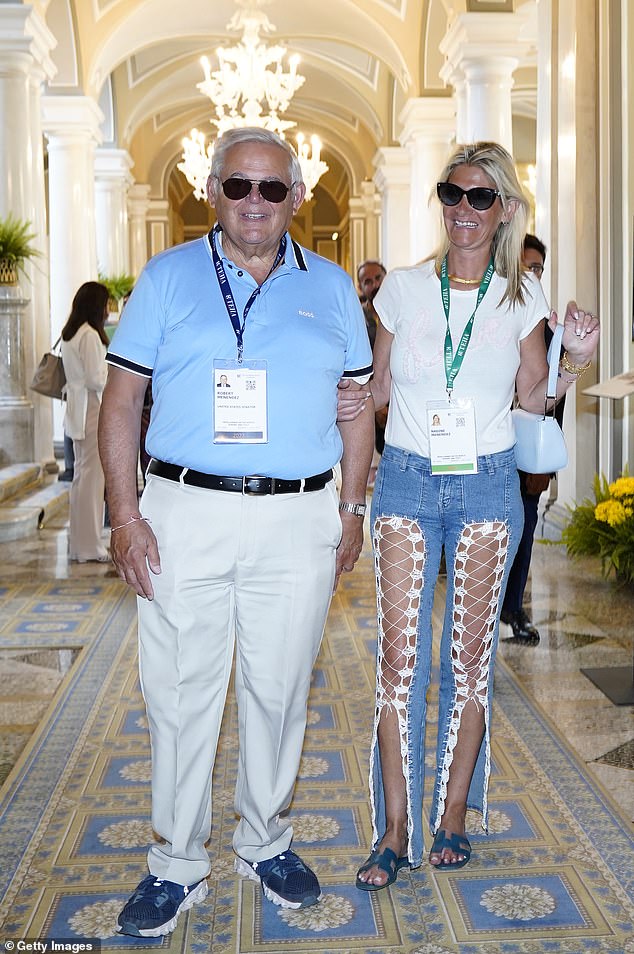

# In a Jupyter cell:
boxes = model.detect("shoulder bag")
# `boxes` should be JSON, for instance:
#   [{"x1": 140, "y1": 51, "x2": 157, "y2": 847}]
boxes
[
  {"x1": 30, "y1": 337, "x2": 66, "y2": 400},
  {"x1": 512, "y1": 322, "x2": 568, "y2": 474}
]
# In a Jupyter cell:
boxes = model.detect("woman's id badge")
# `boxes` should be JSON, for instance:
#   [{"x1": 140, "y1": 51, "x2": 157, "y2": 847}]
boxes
[
  {"x1": 213, "y1": 359, "x2": 268, "y2": 443},
  {"x1": 427, "y1": 399, "x2": 478, "y2": 474}
]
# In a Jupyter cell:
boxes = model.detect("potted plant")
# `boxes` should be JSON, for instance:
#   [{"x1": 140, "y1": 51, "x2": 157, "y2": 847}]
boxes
[
  {"x1": 98, "y1": 272, "x2": 135, "y2": 313},
  {"x1": 0, "y1": 214, "x2": 41, "y2": 285},
  {"x1": 561, "y1": 472, "x2": 634, "y2": 585}
]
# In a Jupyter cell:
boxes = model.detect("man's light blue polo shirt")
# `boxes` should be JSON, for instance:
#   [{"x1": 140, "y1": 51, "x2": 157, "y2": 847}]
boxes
[{"x1": 107, "y1": 232, "x2": 373, "y2": 479}]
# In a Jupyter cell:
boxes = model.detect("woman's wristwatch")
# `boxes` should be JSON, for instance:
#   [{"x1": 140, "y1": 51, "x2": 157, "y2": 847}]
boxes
[{"x1": 339, "y1": 501, "x2": 367, "y2": 517}]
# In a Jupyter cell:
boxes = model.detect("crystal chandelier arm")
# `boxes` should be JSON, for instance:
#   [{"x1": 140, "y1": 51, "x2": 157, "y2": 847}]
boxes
[{"x1": 180, "y1": 1, "x2": 327, "y2": 202}]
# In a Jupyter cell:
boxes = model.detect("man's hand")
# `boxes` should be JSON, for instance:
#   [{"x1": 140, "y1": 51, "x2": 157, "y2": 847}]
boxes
[
  {"x1": 110, "y1": 517, "x2": 161, "y2": 600},
  {"x1": 337, "y1": 378, "x2": 372, "y2": 422},
  {"x1": 334, "y1": 511, "x2": 364, "y2": 591}
]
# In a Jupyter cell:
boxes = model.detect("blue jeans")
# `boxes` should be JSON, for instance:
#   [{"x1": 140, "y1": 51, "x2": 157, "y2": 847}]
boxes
[{"x1": 369, "y1": 444, "x2": 524, "y2": 865}]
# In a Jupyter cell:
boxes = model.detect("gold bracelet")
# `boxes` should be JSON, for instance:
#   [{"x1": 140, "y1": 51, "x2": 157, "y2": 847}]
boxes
[{"x1": 560, "y1": 351, "x2": 591, "y2": 376}]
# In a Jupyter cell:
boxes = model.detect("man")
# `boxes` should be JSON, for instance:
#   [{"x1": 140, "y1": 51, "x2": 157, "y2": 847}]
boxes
[
  {"x1": 99, "y1": 127, "x2": 374, "y2": 938},
  {"x1": 357, "y1": 259, "x2": 386, "y2": 350},
  {"x1": 356, "y1": 260, "x2": 386, "y2": 483},
  {"x1": 501, "y1": 234, "x2": 562, "y2": 643}
]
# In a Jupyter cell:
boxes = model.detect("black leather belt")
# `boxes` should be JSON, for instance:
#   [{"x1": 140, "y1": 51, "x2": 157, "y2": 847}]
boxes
[{"x1": 147, "y1": 459, "x2": 333, "y2": 496}]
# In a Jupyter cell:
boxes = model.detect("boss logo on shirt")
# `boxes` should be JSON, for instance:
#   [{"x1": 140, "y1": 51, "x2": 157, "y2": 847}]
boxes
[{"x1": 298, "y1": 309, "x2": 316, "y2": 318}]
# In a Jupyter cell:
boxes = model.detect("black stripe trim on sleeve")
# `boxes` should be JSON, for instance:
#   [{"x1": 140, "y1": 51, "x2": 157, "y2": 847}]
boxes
[
  {"x1": 342, "y1": 364, "x2": 374, "y2": 379},
  {"x1": 291, "y1": 239, "x2": 308, "y2": 271},
  {"x1": 106, "y1": 352, "x2": 152, "y2": 377}
]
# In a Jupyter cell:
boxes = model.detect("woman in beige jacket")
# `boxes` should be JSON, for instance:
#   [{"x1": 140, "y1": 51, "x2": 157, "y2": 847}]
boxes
[{"x1": 61, "y1": 282, "x2": 110, "y2": 562}]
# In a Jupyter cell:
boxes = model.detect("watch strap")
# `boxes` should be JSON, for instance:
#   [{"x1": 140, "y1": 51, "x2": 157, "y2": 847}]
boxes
[{"x1": 339, "y1": 501, "x2": 367, "y2": 517}]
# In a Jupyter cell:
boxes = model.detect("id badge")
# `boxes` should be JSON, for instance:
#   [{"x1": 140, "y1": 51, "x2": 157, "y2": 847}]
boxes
[
  {"x1": 213, "y1": 359, "x2": 268, "y2": 443},
  {"x1": 427, "y1": 399, "x2": 478, "y2": 475}
]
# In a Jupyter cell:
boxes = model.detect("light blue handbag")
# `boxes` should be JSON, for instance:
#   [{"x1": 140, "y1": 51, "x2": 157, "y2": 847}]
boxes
[{"x1": 512, "y1": 322, "x2": 568, "y2": 474}]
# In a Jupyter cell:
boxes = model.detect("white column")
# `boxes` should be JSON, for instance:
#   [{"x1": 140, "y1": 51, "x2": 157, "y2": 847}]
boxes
[
  {"x1": 373, "y1": 147, "x2": 412, "y2": 270},
  {"x1": 440, "y1": 10, "x2": 536, "y2": 151},
  {"x1": 0, "y1": 5, "x2": 56, "y2": 465},
  {"x1": 534, "y1": 0, "x2": 601, "y2": 510},
  {"x1": 42, "y1": 96, "x2": 103, "y2": 343},
  {"x1": 399, "y1": 97, "x2": 456, "y2": 263},
  {"x1": 463, "y1": 58, "x2": 518, "y2": 151},
  {"x1": 94, "y1": 148, "x2": 134, "y2": 277},
  {"x1": 128, "y1": 184, "x2": 151, "y2": 277},
  {"x1": 534, "y1": 0, "x2": 553, "y2": 304},
  {"x1": 147, "y1": 199, "x2": 170, "y2": 257},
  {"x1": 349, "y1": 180, "x2": 382, "y2": 275},
  {"x1": 452, "y1": 75, "x2": 470, "y2": 145}
]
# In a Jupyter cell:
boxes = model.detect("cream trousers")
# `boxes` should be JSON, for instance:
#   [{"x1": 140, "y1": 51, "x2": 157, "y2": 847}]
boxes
[
  {"x1": 137, "y1": 473, "x2": 341, "y2": 884},
  {"x1": 68, "y1": 391, "x2": 107, "y2": 562}
]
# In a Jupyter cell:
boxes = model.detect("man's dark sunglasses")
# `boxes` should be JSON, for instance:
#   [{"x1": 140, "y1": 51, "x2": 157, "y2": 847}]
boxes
[
  {"x1": 437, "y1": 181, "x2": 501, "y2": 211},
  {"x1": 221, "y1": 177, "x2": 292, "y2": 203}
]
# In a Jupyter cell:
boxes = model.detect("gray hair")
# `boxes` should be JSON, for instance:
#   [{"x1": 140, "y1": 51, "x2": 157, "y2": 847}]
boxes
[
  {"x1": 209, "y1": 127, "x2": 303, "y2": 187},
  {"x1": 434, "y1": 141, "x2": 530, "y2": 306}
]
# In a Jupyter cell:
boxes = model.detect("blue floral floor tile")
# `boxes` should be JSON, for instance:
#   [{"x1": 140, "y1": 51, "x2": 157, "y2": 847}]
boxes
[{"x1": 0, "y1": 569, "x2": 632, "y2": 954}]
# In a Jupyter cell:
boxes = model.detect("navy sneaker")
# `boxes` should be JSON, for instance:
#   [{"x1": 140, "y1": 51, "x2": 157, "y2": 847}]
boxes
[
  {"x1": 236, "y1": 849, "x2": 321, "y2": 908},
  {"x1": 117, "y1": 874, "x2": 208, "y2": 937}
]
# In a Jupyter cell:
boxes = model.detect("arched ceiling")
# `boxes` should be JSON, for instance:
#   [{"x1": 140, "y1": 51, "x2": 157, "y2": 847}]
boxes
[{"x1": 41, "y1": 0, "x2": 537, "y2": 202}]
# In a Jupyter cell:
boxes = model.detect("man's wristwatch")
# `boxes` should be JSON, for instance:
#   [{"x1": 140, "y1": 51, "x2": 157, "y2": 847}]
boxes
[{"x1": 339, "y1": 501, "x2": 367, "y2": 517}]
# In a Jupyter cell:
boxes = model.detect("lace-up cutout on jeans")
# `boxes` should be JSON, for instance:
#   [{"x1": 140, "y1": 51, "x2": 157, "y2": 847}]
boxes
[{"x1": 366, "y1": 446, "x2": 523, "y2": 868}]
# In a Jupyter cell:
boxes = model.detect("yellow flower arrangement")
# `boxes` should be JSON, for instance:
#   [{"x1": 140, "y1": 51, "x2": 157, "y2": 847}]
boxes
[{"x1": 562, "y1": 472, "x2": 634, "y2": 585}]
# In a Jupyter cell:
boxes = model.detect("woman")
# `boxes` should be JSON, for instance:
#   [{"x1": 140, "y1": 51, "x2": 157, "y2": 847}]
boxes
[
  {"x1": 61, "y1": 281, "x2": 110, "y2": 563},
  {"x1": 353, "y1": 142, "x2": 599, "y2": 888}
]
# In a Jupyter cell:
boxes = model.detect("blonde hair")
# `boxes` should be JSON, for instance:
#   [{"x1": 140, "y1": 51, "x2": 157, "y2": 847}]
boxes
[{"x1": 434, "y1": 142, "x2": 530, "y2": 306}]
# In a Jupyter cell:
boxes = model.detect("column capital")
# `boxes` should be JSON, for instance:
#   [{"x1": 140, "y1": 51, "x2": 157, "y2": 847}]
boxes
[
  {"x1": 399, "y1": 96, "x2": 455, "y2": 147},
  {"x1": 42, "y1": 95, "x2": 104, "y2": 144},
  {"x1": 95, "y1": 148, "x2": 134, "y2": 185},
  {"x1": 128, "y1": 184, "x2": 152, "y2": 216},
  {"x1": 0, "y1": 4, "x2": 57, "y2": 80},
  {"x1": 348, "y1": 196, "x2": 365, "y2": 218},
  {"x1": 372, "y1": 147, "x2": 411, "y2": 192},
  {"x1": 440, "y1": 9, "x2": 536, "y2": 88},
  {"x1": 148, "y1": 199, "x2": 170, "y2": 219},
  {"x1": 349, "y1": 182, "x2": 381, "y2": 211}
]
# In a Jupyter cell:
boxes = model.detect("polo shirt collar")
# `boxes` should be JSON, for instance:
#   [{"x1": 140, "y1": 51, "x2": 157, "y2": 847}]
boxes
[{"x1": 210, "y1": 227, "x2": 308, "y2": 274}]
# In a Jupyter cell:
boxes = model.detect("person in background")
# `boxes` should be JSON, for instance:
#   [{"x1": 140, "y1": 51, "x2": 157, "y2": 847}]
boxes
[
  {"x1": 501, "y1": 233, "x2": 564, "y2": 643},
  {"x1": 340, "y1": 142, "x2": 599, "y2": 887},
  {"x1": 58, "y1": 433, "x2": 74, "y2": 482},
  {"x1": 138, "y1": 380, "x2": 153, "y2": 483},
  {"x1": 99, "y1": 126, "x2": 374, "y2": 938},
  {"x1": 357, "y1": 259, "x2": 387, "y2": 484},
  {"x1": 61, "y1": 281, "x2": 110, "y2": 563},
  {"x1": 357, "y1": 260, "x2": 386, "y2": 349}
]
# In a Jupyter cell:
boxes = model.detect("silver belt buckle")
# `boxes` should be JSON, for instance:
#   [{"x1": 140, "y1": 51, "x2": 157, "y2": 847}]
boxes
[{"x1": 242, "y1": 475, "x2": 272, "y2": 495}]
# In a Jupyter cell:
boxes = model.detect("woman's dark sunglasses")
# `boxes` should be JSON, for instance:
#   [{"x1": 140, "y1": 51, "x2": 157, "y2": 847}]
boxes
[
  {"x1": 221, "y1": 177, "x2": 292, "y2": 203},
  {"x1": 437, "y1": 181, "x2": 501, "y2": 211}
]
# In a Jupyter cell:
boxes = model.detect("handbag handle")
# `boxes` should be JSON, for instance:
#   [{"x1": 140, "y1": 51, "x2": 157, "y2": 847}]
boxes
[{"x1": 544, "y1": 322, "x2": 564, "y2": 413}]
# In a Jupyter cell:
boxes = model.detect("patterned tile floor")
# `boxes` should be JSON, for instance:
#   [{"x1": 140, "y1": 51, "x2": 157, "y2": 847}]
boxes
[{"x1": 0, "y1": 506, "x2": 632, "y2": 953}]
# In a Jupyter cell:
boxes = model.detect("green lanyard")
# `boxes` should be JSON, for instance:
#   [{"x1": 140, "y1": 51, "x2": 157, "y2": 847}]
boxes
[{"x1": 440, "y1": 255, "x2": 494, "y2": 397}]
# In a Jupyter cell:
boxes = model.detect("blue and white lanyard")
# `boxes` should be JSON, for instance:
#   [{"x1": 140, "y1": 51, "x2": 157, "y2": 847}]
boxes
[{"x1": 209, "y1": 225, "x2": 286, "y2": 363}]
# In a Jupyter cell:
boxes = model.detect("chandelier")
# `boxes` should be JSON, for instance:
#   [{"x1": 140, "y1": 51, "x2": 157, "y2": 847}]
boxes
[{"x1": 178, "y1": 0, "x2": 328, "y2": 201}]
